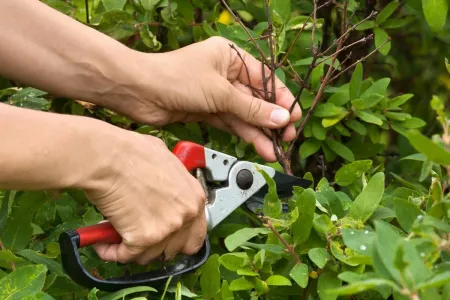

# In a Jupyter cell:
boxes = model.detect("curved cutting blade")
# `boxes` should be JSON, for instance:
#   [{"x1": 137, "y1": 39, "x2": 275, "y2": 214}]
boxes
[{"x1": 245, "y1": 171, "x2": 311, "y2": 213}]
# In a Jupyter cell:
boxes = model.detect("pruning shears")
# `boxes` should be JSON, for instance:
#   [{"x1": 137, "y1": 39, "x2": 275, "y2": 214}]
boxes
[{"x1": 59, "y1": 141, "x2": 311, "y2": 292}]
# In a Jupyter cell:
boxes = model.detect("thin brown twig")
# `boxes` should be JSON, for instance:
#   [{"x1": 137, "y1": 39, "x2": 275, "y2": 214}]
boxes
[
  {"x1": 311, "y1": 0, "x2": 319, "y2": 55},
  {"x1": 287, "y1": 0, "x2": 350, "y2": 156},
  {"x1": 321, "y1": 10, "x2": 377, "y2": 56},
  {"x1": 264, "y1": 219, "x2": 301, "y2": 264},
  {"x1": 278, "y1": 0, "x2": 332, "y2": 67},
  {"x1": 315, "y1": 34, "x2": 373, "y2": 68},
  {"x1": 229, "y1": 43, "x2": 252, "y2": 87},
  {"x1": 220, "y1": 0, "x2": 268, "y2": 62},
  {"x1": 328, "y1": 37, "x2": 392, "y2": 83}
]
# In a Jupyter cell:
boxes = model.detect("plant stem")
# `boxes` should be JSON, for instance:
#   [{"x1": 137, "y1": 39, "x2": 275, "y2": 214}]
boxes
[
  {"x1": 220, "y1": 0, "x2": 268, "y2": 63},
  {"x1": 265, "y1": 219, "x2": 301, "y2": 264}
]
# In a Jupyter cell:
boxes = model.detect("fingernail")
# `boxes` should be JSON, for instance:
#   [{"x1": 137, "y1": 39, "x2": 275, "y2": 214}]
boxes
[{"x1": 270, "y1": 108, "x2": 290, "y2": 125}]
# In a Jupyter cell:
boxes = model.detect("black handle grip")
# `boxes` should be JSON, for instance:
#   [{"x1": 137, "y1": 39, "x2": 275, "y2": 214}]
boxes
[{"x1": 59, "y1": 230, "x2": 210, "y2": 292}]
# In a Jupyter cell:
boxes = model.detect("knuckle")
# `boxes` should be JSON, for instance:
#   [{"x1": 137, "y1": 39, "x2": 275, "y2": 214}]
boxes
[{"x1": 247, "y1": 96, "x2": 262, "y2": 120}]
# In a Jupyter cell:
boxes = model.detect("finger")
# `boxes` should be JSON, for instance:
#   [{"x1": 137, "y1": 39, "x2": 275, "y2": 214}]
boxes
[
  {"x1": 209, "y1": 113, "x2": 278, "y2": 162},
  {"x1": 164, "y1": 212, "x2": 207, "y2": 260},
  {"x1": 227, "y1": 44, "x2": 302, "y2": 122},
  {"x1": 134, "y1": 239, "x2": 169, "y2": 265},
  {"x1": 282, "y1": 124, "x2": 297, "y2": 142},
  {"x1": 225, "y1": 79, "x2": 291, "y2": 129}
]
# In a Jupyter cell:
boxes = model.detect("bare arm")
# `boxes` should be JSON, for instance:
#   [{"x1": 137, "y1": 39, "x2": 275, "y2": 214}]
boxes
[
  {"x1": 0, "y1": 0, "x2": 142, "y2": 113},
  {"x1": 0, "y1": 102, "x2": 112, "y2": 191}
]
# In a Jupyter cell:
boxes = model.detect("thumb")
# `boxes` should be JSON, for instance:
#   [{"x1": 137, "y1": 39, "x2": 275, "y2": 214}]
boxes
[{"x1": 227, "y1": 83, "x2": 291, "y2": 129}]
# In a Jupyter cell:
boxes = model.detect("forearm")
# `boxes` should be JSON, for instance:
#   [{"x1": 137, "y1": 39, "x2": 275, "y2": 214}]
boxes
[
  {"x1": 0, "y1": 103, "x2": 111, "y2": 191},
  {"x1": 0, "y1": 0, "x2": 144, "y2": 112}
]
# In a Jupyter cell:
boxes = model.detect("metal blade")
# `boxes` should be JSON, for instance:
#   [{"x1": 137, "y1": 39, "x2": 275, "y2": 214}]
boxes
[
  {"x1": 252, "y1": 171, "x2": 311, "y2": 199},
  {"x1": 245, "y1": 171, "x2": 311, "y2": 214}
]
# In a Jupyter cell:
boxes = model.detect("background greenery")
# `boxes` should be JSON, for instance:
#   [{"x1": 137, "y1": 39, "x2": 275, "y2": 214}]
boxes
[{"x1": 1, "y1": 0, "x2": 450, "y2": 299}]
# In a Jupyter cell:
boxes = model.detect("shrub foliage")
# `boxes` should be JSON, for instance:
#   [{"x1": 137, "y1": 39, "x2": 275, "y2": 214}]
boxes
[{"x1": 1, "y1": 0, "x2": 450, "y2": 299}]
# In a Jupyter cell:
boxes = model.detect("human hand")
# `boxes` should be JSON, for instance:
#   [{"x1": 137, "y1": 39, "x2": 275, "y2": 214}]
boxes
[
  {"x1": 81, "y1": 124, "x2": 207, "y2": 264},
  {"x1": 123, "y1": 37, "x2": 302, "y2": 162}
]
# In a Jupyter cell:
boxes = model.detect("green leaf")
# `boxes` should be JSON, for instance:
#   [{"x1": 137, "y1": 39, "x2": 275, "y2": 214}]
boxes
[
  {"x1": 328, "y1": 90, "x2": 350, "y2": 106},
  {"x1": 270, "y1": 0, "x2": 291, "y2": 23},
  {"x1": 416, "y1": 272, "x2": 450, "y2": 290},
  {"x1": 325, "y1": 139, "x2": 355, "y2": 162},
  {"x1": 341, "y1": 228, "x2": 375, "y2": 255},
  {"x1": 322, "y1": 110, "x2": 349, "y2": 128},
  {"x1": 326, "y1": 278, "x2": 399, "y2": 296},
  {"x1": 96, "y1": 10, "x2": 137, "y2": 40},
  {"x1": 265, "y1": 275, "x2": 291, "y2": 286},
  {"x1": 34, "y1": 199, "x2": 56, "y2": 227},
  {"x1": 376, "y1": 1, "x2": 399, "y2": 24},
  {"x1": 289, "y1": 263, "x2": 308, "y2": 288},
  {"x1": 347, "y1": 172, "x2": 385, "y2": 222},
  {"x1": 292, "y1": 188, "x2": 316, "y2": 245},
  {"x1": 400, "y1": 117, "x2": 426, "y2": 129},
  {"x1": 407, "y1": 130, "x2": 450, "y2": 165},
  {"x1": 345, "y1": 119, "x2": 367, "y2": 135},
  {"x1": 83, "y1": 207, "x2": 103, "y2": 226},
  {"x1": 1, "y1": 192, "x2": 47, "y2": 251},
  {"x1": 221, "y1": 280, "x2": 233, "y2": 300},
  {"x1": 312, "y1": 119, "x2": 327, "y2": 140},
  {"x1": 99, "y1": 286, "x2": 157, "y2": 300},
  {"x1": 308, "y1": 248, "x2": 330, "y2": 268},
  {"x1": 16, "y1": 249, "x2": 65, "y2": 277},
  {"x1": 393, "y1": 198, "x2": 424, "y2": 232},
  {"x1": 355, "y1": 110, "x2": 383, "y2": 126},
  {"x1": 0, "y1": 250, "x2": 27, "y2": 269},
  {"x1": 422, "y1": 0, "x2": 448, "y2": 32},
  {"x1": 88, "y1": 288, "x2": 99, "y2": 300},
  {"x1": 356, "y1": 20, "x2": 376, "y2": 30},
  {"x1": 0, "y1": 265, "x2": 47, "y2": 300},
  {"x1": 313, "y1": 103, "x2": 341, "y2": 117},
  {"x1": 220, "y1": 253, "x2": 250, "y2": 271},
  {"x1": 299, "y1": 139, "x2": 321, "y2": 159},
  {"x1": 237, "y1": 267, "x2": 258, "y2": 276},
  {"x1": 388, "y1": 94, "x2": 413, "y2": 108},
  {"x1": 317, "y1": 271, "x2": 342, "y2": 300},
  {"x1": 229, "y1": 277, "x2": 254, "y2": 291},
  {"x1": 335, "y1": 160, "x2": 372, "y2": 186},
  {"x1": 139, "y1": 25, "x2": 162, "y2": 51},
  {"x1": 446, "y1": 58, "x2": 450, "y2": 74},
  {"x1": 349, "y1": 63, "x2": 363, "y2": 99},
  {"x1": 224, "y1": 228, "x2": 270, "y2": 251},
  {"x1": 200, "y1": 254, "x2": 220, "y2": 298},
  {"x1": 259, "y1": 169, "x2": 282, "y2": 218},
  {"x1": 102, "y1": 0, "x2": 127, "y2": 10},
  {"x1": 140, "y1": 0, "x2": 162, "y2": 11},
  {"x1": 361, "y1": 78, "x2": 390, "y2": 98},
  {"x1": 374, "y1": 27, "x2": 391, "y2": 55},
  {"x1": 0, "y1": 191, "x2": 14, "y2": 231}
]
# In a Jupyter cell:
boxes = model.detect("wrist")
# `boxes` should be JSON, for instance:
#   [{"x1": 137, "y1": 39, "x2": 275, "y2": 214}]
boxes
[{"x1": 89, "y1": 49, "x2": 164, "y2": 123}]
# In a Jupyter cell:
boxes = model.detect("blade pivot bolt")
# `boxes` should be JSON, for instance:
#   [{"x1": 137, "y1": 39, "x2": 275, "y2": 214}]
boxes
[{"x1": 236, "y1": 169, "x2": 253, "y2": 190}]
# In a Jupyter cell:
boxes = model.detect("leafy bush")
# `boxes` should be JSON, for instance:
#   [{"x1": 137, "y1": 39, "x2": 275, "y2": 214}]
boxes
[{"x1": 1, "y1": 0, "x2": 450, "y2": 299}]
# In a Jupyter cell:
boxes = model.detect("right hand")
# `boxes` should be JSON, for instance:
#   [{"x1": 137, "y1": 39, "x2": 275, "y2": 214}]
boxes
[{"x1": 80, "y1": 125, "x2": 207, "y2": 265}]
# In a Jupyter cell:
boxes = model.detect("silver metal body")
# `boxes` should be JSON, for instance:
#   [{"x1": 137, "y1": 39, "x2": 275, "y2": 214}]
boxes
[{"x1": 202, "y1": 148, "x2": 275, "y2": 231}]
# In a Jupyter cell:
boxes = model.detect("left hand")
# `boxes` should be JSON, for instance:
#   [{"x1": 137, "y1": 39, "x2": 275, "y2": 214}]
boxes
[{"x1": 124, "y1": 36, "x2": 302, "y2": 162}]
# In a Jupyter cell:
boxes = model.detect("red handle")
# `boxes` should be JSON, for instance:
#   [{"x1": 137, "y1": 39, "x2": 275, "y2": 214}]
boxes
[
  {"x1": 75, "y1": 141, "x2": 206, "y2": 247},
  {"x1": 77, "y1": 222, "x2": 122, "y2": 247},
  {"x1": 172, "y1": 141, "x2": 206, "y2": 172}
]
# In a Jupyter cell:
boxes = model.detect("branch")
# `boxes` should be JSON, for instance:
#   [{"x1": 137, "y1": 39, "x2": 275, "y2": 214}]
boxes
[
  {"x1": 220, "y1": 0, "x2": 268, "y2": 62},
  {"x1": 320, "y1": 10, "x2": 377, "y2": 56},
  {"x1": 315, "y1": 34, "x2": 373, "y2": 68},
  {"x1": 287, "y1": 0, "x2": 350, "y2": 156},
  {"x1": 264, "y1": 219, "x2": 301, "y2": 264},
  {"x1": 278, "y1": 0, "x2": 332, "y2": 67},
  {"x1": 328, "y1": 37, "x2": 391, "y2": 83}
]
